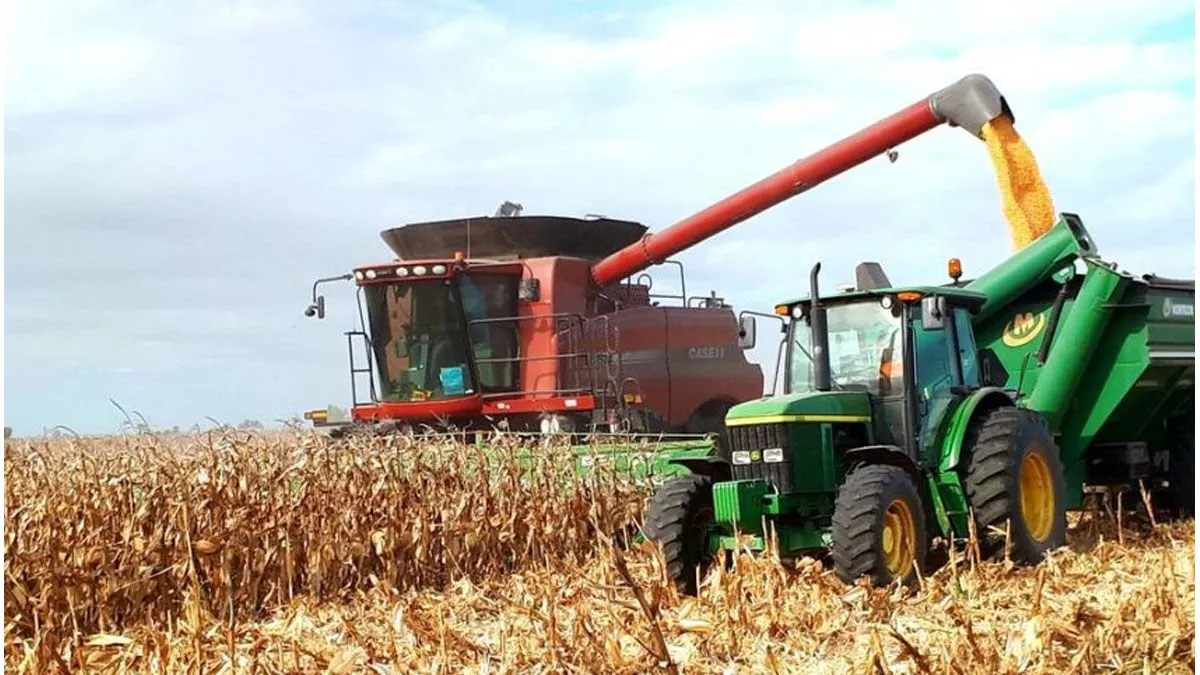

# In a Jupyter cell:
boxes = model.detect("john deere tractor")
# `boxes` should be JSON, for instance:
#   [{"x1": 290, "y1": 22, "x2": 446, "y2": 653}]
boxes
[{"x1": 644, "y1": 213, "x2": 1195, "y2": 592}]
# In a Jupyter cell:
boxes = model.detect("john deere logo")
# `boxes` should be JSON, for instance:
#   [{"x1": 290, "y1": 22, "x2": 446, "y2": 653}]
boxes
[{"x1": 1001, "y1": 311, "x2": 1046, "y2": 347}]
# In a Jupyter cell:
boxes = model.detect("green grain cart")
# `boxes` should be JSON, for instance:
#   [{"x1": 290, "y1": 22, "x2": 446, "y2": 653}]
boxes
[{"x1": 645, "y1": 213, "x2": 1195, "y2": 592}]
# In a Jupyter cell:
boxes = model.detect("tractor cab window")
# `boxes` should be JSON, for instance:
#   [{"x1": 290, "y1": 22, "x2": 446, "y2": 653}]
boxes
[
  {"x1": 365, "y1": 280, "x2": 475, "y2": 402},
  {"x1": 912, "y1": 310, "x2": 958, "y2": 454},
  {"x1": 954, "y1": 308, "x2": 980, "y2": 387},
  {"x1": 787, "y1": 301, "x2": 904, "y2": 395},
  {"x1": 459, "y1": 273, "x2": 521, "y2": 393}
]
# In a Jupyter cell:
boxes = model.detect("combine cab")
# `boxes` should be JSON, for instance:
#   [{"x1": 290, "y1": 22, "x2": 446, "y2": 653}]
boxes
[{"x1": 306, "y1": 212, "x2": 763, "y2": 438}]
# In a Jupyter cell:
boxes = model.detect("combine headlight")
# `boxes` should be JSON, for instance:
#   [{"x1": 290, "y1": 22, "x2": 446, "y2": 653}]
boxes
[
  {"x1": 431, "y1": 264, "x2": 447, "y2": 275},
  {"x1": 791, "y1": 306, "x2": 804, "y2": 319},
  {"x1": 395, "y1": 267, "x2": 410, "y2": 277},
  {"x1": 880, "y1": 295, "x2": 893, "y2": 309},
  {"x1": 413, "y1": 265, "x2": 428, "y2": 275},
  {"x1": 763, "y1": 448, "x2": 784, "y2": 463},
  {"x1": 732, "y1": 450, "x2": 751, "y2": 465},
  {"x1": 354, "y1": 271, "x2": 365, "y2": 281},
  {"x1": 365, "y1": 269, "x2": 377, "y2": 280}
]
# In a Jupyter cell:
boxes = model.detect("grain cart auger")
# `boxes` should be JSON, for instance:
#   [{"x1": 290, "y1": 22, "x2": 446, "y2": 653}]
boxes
[
  {"x1": 303, "y1": 74, "x2": 1012, "y2": 453},
  {"x1": 646, "y1": 213, "x2": 1195, "y2": 594}
]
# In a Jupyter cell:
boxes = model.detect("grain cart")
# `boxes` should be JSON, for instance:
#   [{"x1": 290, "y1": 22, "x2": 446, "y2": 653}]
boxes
[
  {"x1": 305, "y1": 73, "x2": 1019, "y2": 447},
  {"x1": 645, "y1": 214, "x2": 1195, "y2": 593}
]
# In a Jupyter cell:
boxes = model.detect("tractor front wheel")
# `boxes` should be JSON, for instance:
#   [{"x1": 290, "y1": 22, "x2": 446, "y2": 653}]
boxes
[
  {"x1": 832, "y1": 464, "x2": 928, "y2": 587},
  {"x1": 643, "y1": 473, "x2": 716, "y2": 595},
  {"x1": 963, "y1": 407, "x2": 1067, "y2": 563}
]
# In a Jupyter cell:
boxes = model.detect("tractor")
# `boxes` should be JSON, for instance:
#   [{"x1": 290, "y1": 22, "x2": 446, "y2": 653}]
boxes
[{"x1": 644, "y1": 214, "x2": 1194, "y2": 592}]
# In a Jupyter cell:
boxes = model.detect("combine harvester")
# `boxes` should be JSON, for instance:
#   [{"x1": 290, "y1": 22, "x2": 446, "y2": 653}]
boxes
[
  {"x1": 304, "y1": 204, "x2": 763, "y2": 443},
  {"x1": 303, "y1": 74, "x2": 1039, "y2": 472}
]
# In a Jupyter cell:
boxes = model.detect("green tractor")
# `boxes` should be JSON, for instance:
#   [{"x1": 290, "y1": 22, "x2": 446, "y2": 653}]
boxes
[{"x1": 644, "y1": 213, "x2": 1195, "y2": 592}]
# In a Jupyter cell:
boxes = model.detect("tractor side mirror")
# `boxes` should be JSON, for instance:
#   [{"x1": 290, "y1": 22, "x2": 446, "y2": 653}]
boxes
[
  {"x1": 305, "y1": 295, "x2": 326, "y2": 319},
  {"x1": 921, "y1": 296, "x2": 946, "y2": 331},
  {"x1": 737, "y1": 315, "x2": 757, "y2": 349}
]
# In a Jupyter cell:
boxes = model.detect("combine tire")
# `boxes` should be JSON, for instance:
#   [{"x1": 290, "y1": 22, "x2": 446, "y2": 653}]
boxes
[
  {"x1": 832, "y1": 464, "x2": 927, "y2": 586},
  {"x1": 643, "y1": 473, "x2": 716, "y2": 595},
  {"x1": 963, "y1": 407, "x2": 1067, "y2": 563},
  {"x1": 1166, "y1": 414, "x2": 1195, "y2": 517}
]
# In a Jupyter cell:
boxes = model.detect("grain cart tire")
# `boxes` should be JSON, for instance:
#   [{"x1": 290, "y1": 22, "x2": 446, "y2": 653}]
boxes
[
  {"x1": 832, "y1": 464, "x2": 927, "y2": 587},
  {"x1": 1166, "y1": 414, "x2": 1195, "y2": 517},
  {"x1": 643, "y1": 473, "x2": 716, "y2": 595},
  {"x1": 963, "y1": 407, "x2": 1067, "y2": 564}
]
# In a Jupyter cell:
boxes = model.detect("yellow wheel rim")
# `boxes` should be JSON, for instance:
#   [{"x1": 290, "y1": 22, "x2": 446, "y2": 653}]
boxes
[
  {"x1": 1020, "y1": 451, "x2": 1055, "y2": 542},
  {"x1": 881, "y1": 498, "x2": 916, "y2": 578}
]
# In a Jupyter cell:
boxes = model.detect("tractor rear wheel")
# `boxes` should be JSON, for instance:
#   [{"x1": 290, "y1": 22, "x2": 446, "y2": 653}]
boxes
[
  {"x1": 643, "y1": 473, "x2": 716, "y2": 595},
  {"x1": 962, "y1": 407, "x2": 1067, "y2": 563},
  {"x1": 1166, "y1": 413, "x2": 1195, "y2": 517},
  {"x1": 832, "y1": 464, "x2": 927, "y2": 587}
]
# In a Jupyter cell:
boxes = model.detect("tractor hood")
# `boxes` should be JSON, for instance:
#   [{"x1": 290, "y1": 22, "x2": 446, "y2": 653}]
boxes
[{"x1": 724, "y1": 391, "x2": 871, "y2": 427}]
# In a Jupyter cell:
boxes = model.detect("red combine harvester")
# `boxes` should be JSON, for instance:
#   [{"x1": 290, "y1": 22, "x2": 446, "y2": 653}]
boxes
[
  {"x1": 306, "y1": 206, "x2": 764, "y2": 437},
  {"x1": 305, "y1": 73, "x2": 1014, "y2": 439}
]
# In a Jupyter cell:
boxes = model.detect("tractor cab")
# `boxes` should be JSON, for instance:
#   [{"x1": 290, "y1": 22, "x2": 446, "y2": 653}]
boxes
[{"x1": 769, "y1": 265, "x2": 988, "y2": 460}]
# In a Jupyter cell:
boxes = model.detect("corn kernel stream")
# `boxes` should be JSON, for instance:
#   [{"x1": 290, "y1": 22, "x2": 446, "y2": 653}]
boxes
[{"x1": 981, "y1": 116, "x2": 1056, "y2": 249}]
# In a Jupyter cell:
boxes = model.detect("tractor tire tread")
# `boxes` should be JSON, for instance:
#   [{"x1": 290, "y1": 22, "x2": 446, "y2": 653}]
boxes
[
  {"x1": 963, "y1": 407, "x2": 1067, "y2": 564},
  {"x1": 643, "y1": 473, "x2": 714, "y2": 595},
  {"x1": 832, "y1": 464, "x2": 927, "y2": 587}
]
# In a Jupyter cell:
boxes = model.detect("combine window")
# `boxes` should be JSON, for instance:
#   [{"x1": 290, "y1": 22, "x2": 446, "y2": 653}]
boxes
[
  {"x1": 365, "y1": 279, "x2": 475, "y2": 402},
  {"x1": 363, "y1": 273, "x2": 521, "y2": 402},
  {"x1": 459, "y1": 273, "x2": 521, "y2": 393}
]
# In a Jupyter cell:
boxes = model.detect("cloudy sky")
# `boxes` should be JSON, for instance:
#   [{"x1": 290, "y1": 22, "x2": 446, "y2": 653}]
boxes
[{"x1": 4, "y1": 0, "x2": 1195, "y2": 435}]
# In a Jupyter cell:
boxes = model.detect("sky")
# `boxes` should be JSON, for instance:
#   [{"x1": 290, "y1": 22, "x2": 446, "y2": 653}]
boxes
[{"x1": 4, "y1": 0, "x2": 1196, "y2": 435}]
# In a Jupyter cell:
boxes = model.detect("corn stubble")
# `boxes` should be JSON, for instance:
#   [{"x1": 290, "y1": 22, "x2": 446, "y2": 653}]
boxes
[{"x1": 5, "y1": 431, "x2": 1195, "y2": 673}]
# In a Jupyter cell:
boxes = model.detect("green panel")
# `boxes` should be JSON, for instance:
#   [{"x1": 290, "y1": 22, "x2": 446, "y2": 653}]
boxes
[
  {"x1": 568, "y1": 439, "x2": 716, "y2": 481},
  {"x1": 712, "y1": 479, "x2": 769, "y2": 533},
  {"x1": 936, "y1": 387, "x2": 1013, "y2": 472},
  {"x1": 725, "y1": 390, "x2": 871, "y2": 426},
  {"x1": 930, "y1": 471, "x2": 971, "y2": 538},
  {"x1": 763, "y1": 492, "x2": 834, "y2": 518},
  {"x1": 1026, "y1": 261, "x2": 1130, "y2": 431},
  {"x1": 966, "y1": 213, "x2": 1096, "y2": 323},
  {"x1": 787, "y1": 423, "x2": 836, "y2": 493}
]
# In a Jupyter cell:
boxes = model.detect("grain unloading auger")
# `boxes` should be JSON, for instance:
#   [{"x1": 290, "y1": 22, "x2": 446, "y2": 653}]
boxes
[
  {"x1": 304, "y1": 74, "x2": 1018, "y2": 466},
  {"x1": 644, "y1": 213, "x2": 1195, "y2": 594}
]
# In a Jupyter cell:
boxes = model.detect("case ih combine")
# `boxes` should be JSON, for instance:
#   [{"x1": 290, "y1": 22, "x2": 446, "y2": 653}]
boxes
[
  {"x1": 307, "y1": 74, "x2": 1023, "y2": 442},
  {"x1": 305, "y1": 208, "x2": 764, "y2": 438}
]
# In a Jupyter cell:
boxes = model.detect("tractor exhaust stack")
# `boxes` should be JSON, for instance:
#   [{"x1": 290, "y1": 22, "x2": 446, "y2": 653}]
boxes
[{"x1": 809, "y1": 262, "x2": 833, "y2": 393}]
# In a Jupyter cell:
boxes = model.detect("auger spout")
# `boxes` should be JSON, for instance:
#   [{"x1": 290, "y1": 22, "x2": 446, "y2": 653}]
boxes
[{"x1": 589, "y1": 74, "x2": 1013, "y2": 288}]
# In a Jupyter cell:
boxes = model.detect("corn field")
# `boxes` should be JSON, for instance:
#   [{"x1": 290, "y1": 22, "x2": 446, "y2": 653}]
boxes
[{"x1": 3, "y1": 430, "x2": 1195, "y2": 673}]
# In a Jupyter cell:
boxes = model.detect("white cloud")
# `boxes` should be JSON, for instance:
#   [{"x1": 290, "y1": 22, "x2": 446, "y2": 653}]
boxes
[{"x1": 4, "y1": 0, "x2": 1194, "y2": 432}]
